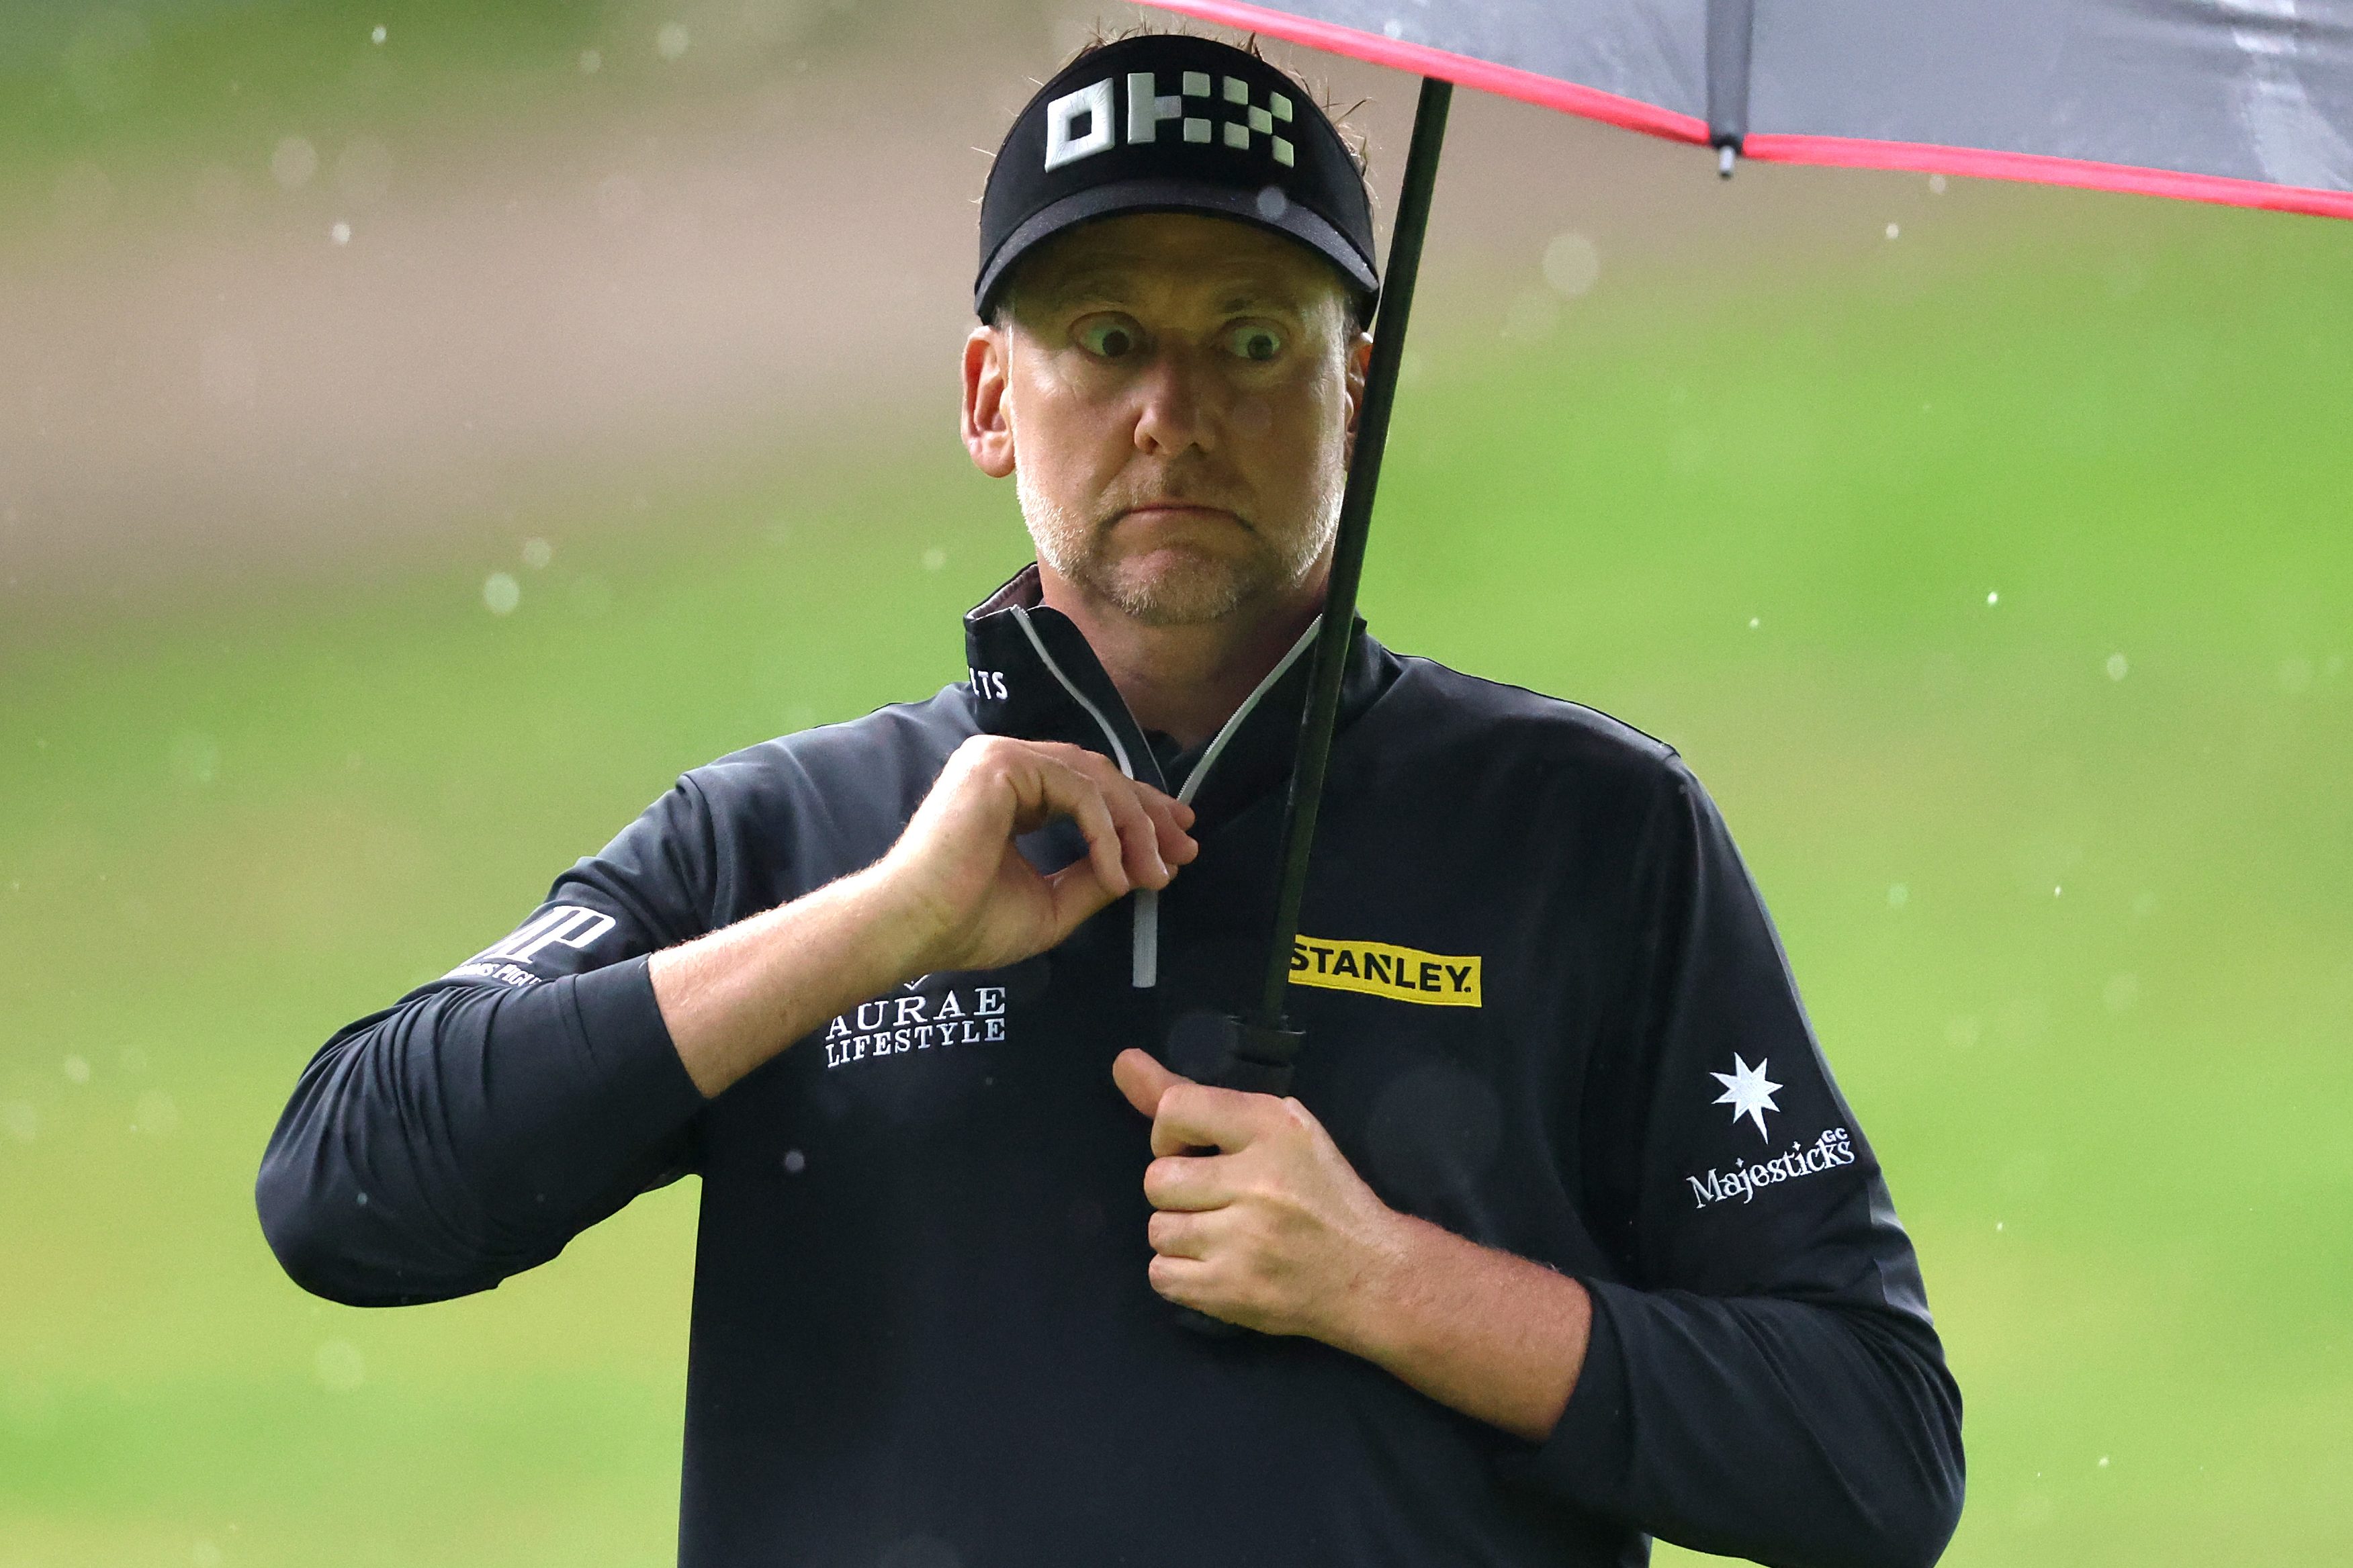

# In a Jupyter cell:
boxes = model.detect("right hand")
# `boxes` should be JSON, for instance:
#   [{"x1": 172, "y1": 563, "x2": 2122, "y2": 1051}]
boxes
[{"x1": 872, "y1": 736, "x2": 1197, "y2": 976}]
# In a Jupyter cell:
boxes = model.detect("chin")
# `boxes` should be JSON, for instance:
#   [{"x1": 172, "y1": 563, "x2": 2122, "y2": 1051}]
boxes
[{"x1": 1099, "y1": 557, "x2": 1258, "y2": 627}]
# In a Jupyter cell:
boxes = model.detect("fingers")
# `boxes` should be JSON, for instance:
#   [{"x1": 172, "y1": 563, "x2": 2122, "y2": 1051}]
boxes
[
  {"x1": 1147, "y1": 1080, "x2": 1284, "y2": 1160},
  {"x1": 1014, "y1": 743, "x2": 1194, "y2": 897},
  {"x1": 1112, "y1": 1046, "x2": 1184, "y2": 1119},
  {"x1": 1142, "y1": 1151, "x2": 1231, "y2": 1212},
  {"x1": 1146, "y1": 1207, "x2": 1216, "y2": 1258}
]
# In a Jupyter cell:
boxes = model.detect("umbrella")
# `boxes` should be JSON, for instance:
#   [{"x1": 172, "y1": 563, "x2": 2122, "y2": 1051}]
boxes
[{"x1": 1139, "y1": 0, "x2": 2353, "y2": 1091}]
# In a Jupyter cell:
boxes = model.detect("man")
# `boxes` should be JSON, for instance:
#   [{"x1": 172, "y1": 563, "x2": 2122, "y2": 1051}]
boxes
[{"x1": 259, "y1": 32, "x2": 1963, "y2": 1568}]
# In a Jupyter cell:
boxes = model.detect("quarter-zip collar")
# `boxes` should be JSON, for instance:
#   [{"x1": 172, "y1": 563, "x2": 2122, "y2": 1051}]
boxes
[
  {"x1": 963, "y1": 563, "x2": 1397, "y2": 989},
  {"x1": 962, "y1": 563, "x2": 1393, "y2": 832}
]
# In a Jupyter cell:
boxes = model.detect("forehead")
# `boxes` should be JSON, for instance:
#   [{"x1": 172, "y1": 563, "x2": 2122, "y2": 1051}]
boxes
[{"x1": 1015, "y1": 212, "x2": 1346, "y2": 314}]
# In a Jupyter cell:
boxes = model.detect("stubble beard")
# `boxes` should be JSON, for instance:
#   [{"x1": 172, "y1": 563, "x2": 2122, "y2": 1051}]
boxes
[{"x1": 1018, "y1": 461, "x2": 1342, "y2": 628}]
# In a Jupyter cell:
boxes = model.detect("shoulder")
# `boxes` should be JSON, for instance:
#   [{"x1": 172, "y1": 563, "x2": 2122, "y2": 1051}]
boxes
[
  {"x1": 1369, "y1": 649, "x2": 1693, "y2": 800},
  {"x1": 682, "y1": 684, "x2": 980, "y2": 839}
]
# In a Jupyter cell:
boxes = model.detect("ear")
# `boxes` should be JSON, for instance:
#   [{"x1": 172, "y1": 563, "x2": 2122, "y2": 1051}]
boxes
[
  {"x1": 962, "y1": 325, "x2": 1018, "y2": 479},
  {"x1": 1341, "y1": 327, "x2": 1373, "y2": 464}
]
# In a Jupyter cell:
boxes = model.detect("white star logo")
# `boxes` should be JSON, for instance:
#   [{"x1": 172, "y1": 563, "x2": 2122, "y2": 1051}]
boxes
[{"x1": 1711, "y1": 1054, "x2": 1783, "y2": 1140}]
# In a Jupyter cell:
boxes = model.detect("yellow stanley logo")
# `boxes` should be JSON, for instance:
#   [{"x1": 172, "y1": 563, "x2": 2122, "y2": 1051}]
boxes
[{"x1": 1288, "y1": 937, "x2": 1482, "y2": 1007}]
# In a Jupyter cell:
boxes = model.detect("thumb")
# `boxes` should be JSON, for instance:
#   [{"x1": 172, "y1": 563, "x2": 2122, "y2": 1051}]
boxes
[{"x1": 1112, "y1": 1046, "x2": 1186, "y2": 1119}]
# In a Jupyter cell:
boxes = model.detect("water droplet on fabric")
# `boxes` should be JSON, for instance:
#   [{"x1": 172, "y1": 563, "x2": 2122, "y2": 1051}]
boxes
[{"x1": 878, "y1": 1532, "x2": 960, "y2": 1568}]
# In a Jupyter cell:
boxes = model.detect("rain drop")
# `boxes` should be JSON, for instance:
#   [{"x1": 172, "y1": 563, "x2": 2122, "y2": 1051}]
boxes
[
  {"x1": 329, "y1": 220, "x2": 351, "y2": 244},
  {"x1": 482, "y1": 572, "x2": 521, "y2": 615},
  {"x1": 521, "y1": 537, "x2": 553, "y2": 570},
  {"x1": 1929, "y1": 174, "x2": 1947, "y2": 195},
  {"x1": 656, "y1": 22, "x2": 691, "y2": 60},
  {"x1": 1986, "y1": 590, "x2": 1999, "y2": 606},
  {"x1": 2103, "y1": 973, "x2": 2139, "y2": 1013},
  {"x1": 314, "y1": 1339, "x2": 365, "y2": 1393},
  {"x1": 64, "y1": 1055, "x2": 91, "y2": 1085},
  {"x1": 1748, "y1": 616, "x2": 1760, "y2": 630},
  {"x1": 2106, "y1": 652, "x2": 2129, "y2": 681},
  {"x1": 134, "y1": 1091, "x2": 180, "y2": 1136},
  {"x1": 369, "y1": 24, "x2": 386, "y2": 44},
  {"x1": 1887, "y1": 882, "x2": 1909, "y2": 909},
  {"x1": 195, "y1": 1542, "x2": 224, "y2": 1568},
  {"x1": 783, "y1": 1149, "x2": 807, "y2": 1174},
  {"x1": 922, "y1": 547, "x2": 947, "y2": 571},
  {"x1": 2, "y1": 1102, "x2": 36, "y2": 1142},
  {"x1": 1541, "y1": 232, "x2": 1601, "y2": 297},
  {"x1": 2278, "y1": 657, "x2": 2314, "y2": 693},
  {"x1": 2098, "y1": 1455, "x2": 2111, "y2": 1469},
  {"x1": 1253, "y1": 185, "x2": 1288, "y2": 221},
  {"x1": 2053, "y1": 885, "x2": 2063, "y2": 897},
  {"x1": 580, "y1": 48, "x2": 603, "y2": 75},
  {"x1": 271, "y1": 136, "x2": 319, "y2": 191},
  {"x1": 1885, "y1": 222, "x2": 1900, "y2": 239},
  {"x1": 1996, "y1": 1221, "x2": 2005, "y2": 1232}
]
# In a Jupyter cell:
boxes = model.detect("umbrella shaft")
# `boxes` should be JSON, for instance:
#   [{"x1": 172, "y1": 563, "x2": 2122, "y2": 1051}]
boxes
[{"x1": 1253, "y1": 75, "x2": 1454, "y2": 1031}]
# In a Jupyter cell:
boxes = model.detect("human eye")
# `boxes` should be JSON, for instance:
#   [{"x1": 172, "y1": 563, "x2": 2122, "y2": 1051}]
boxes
[
  {"x1": 1223, "y1": 322, "x2": 1285, "y2": 363},
  {"x1": 1073, "y1": 314, "x2": 1143, "y2": 360}
]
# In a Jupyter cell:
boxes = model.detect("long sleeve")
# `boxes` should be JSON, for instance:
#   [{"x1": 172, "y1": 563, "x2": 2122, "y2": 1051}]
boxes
[
  {"x1": 1517, "y1": 763, "x2": 1965, "y2": 1568},
  {"x1": 255, "y1": 778, "x2": 719, "y2": 1307}
]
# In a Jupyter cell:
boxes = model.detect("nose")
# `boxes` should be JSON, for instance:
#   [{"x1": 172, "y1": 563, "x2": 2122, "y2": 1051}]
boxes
[{"x1": 1131, "y1": 342, "x2": 1217, "y2": 458}]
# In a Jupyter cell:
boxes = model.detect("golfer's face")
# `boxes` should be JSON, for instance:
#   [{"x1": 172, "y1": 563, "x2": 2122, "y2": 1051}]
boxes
[{"x1": 997, "y1": 213, "x2": 1362, "y2": 624}]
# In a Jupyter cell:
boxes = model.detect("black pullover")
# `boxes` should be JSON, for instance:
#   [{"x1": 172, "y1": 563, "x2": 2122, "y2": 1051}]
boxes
[{"x1": 258, "y1": 566, "x2": 1963, "y2": 1568}]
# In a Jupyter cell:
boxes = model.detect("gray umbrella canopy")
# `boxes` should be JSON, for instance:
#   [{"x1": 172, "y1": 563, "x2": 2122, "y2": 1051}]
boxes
[
  {"x1": 1152, "y1": 0, "x2": 2353, "y2": 218},
  {"x1": 1106, "y1": 0, "x2": 2349, "y2": 1093}
]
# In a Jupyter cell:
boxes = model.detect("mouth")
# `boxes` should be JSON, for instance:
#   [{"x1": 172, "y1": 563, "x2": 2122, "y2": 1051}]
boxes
[{"x1": 1114, "y1": 502, "x2": 1243, "y2": 531}]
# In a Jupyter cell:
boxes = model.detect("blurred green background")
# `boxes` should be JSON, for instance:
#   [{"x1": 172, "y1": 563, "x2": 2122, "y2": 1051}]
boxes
[{"x1": 4, "y1": 3, "x2": 2350, "y2": 1566}]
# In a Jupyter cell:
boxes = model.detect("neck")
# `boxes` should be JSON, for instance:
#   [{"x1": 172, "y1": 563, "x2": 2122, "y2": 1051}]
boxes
[{"x1": 1036, "y1": 562, "x2": 1327, "y2": 750}]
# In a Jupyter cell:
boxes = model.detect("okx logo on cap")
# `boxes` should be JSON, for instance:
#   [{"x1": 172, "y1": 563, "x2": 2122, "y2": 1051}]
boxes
[
  {"x1": 1043, "y1": 67, "x2": 1299, "y2": 170},
  {"x1": 975, "y1": 35, "x2": 1378, "y2": 318}
]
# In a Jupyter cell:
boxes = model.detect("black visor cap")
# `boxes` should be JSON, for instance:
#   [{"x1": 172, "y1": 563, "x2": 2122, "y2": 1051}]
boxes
[{"x1": 975, "y1": 36, "x2": 1379, "y2": 321}]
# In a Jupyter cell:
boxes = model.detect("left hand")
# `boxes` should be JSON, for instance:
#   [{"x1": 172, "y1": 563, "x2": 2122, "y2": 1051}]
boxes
[{"x1": 1112, "y1": 1047, "x2": 1405, "y2": 1344}]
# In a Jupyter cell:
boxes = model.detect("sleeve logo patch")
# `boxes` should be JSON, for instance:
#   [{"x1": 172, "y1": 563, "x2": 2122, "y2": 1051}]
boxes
[{"x1": 1288, "y1": 937, "x2": 1480, "y2": 1007}]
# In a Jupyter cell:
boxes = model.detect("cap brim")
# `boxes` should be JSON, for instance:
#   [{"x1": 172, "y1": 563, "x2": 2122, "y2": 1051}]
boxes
[{"x1": 974, "y1": 177, "x2": 1380, "y2": 320}]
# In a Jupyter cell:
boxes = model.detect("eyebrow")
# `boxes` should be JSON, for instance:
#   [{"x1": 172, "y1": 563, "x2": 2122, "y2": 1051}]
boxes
[{"x1": 1036, "y1": 268, "x2": 1307, "y2": 318}]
